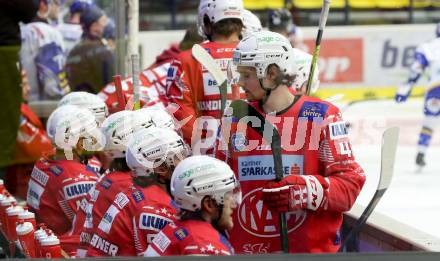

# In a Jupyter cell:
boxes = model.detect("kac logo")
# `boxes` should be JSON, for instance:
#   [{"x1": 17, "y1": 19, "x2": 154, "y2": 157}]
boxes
[{"x1": 237, "y1": 188, "x2": 306, "y2": 237}]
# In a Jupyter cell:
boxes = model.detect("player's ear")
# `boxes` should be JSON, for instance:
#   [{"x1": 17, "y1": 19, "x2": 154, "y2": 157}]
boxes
[
  {"x1": 201, "y1": 196, "x2": 217, "y2": 214},
  {"x1": 266, "y1": 64, "x2": 280, "y2": 81}
]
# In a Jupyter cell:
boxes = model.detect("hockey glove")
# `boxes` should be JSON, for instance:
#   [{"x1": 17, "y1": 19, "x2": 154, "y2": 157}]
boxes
[
  {"x1": 395, "y1": 83, "x2": 413, "y2": 103},
  {"x1": 262, "y1": 175, "x2": 328, "y2": 212}
]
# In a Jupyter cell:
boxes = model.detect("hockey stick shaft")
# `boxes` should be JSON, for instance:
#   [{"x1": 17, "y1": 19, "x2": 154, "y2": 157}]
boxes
[
  {"x1": 306, "y1": 0, "x2": 331, "y2": 96},
  {"x1": 271, "y1": 132, "x2": 289, "y2": 252},
  {"x1": 192, "y1": 44, "x2": 290, "y2": 249},
  {"x1": 338, "y1": 127, "x2": 399, "y2": 251},
  {"x1": 113, "y1": 75, "x2": 126, "y2": 112},
  {"x1": 131, "y1": 54, "x2": 141, "y2": 110}
]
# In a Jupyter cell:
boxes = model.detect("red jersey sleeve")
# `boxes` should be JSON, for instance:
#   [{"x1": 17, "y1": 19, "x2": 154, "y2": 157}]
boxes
[
  {"x1": 145, "y1": 224, "x2": 179, "y2": 256},
  {"x1": 165, "y1": 52, "x2": 198, "y2": 145},
  {"x1": 132, "y1": 203, "x2": 177, "y2": 255},
  {"x1": 317, "y1": 105, "x2": 366, "y2": 212}
]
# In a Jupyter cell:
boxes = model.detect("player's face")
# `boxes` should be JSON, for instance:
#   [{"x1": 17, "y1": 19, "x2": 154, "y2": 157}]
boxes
[
  {"x1": 216, "y1": 190, "x2": 240, "y2": 231},
  {"x1": 48, "y1": 0, "x2": 60, "y2": 21},
  {"x1": 237, "y1": 66, "x2": 265, "y2": 101},
  {"x1": 90, "y1": 15, "x2": 109, "y2": 38}
]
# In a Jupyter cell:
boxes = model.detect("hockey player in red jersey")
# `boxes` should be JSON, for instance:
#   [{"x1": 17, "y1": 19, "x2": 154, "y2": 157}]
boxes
[
  {"x1": 87, "y1": 127, "x2": 190, "y2": 256},
  {"x1": 215, "y1": 31, "x2": 366, "y2": 254},
  {"x1": 166, "y1": 0, "x2": 244, "y2": 149},
  {"x1": 57, "y1": 91, "x2": 109, "y2": 174},
  {"x1": 145, "y1": 155, "x2": 241, "y2": 256},
  {"x1": 71, "y1": 109, "x2": 154, "y2": 257},
  {"x1": 98, "y1": 27, "x2": 203, "y2": 114},
  {"x1": 26, "y1": 104, "x2": 103, "y2": 251}
]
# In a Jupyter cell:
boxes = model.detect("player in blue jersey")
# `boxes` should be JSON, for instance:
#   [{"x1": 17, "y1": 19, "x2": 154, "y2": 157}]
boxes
[{"x1": 396, "y1": 23, "x2": 440, "y2": 169}]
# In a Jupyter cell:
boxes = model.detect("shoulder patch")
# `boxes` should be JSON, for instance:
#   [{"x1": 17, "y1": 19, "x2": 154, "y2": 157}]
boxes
[
  {"x1": 131, "y1": 190, "x2": 145, "y2": 203},
  {"x1": 100, "y1": 178, "x2": 112, "y2": 189},
  {"x1": 31, "y1": 167, "x2": 49, "y2": 186},
  {"x1": 48, "y1": 165, "x2": 63, "y2": 176},
  {"x1": 173, "y1": 228, "x2": 188, "y2": 241},
  {"x1": 114, "y1": 192, "x2": 129, "y2": 209},
  {"x1": 299, "y1": 101, "x2": 329, "y2": 121}
]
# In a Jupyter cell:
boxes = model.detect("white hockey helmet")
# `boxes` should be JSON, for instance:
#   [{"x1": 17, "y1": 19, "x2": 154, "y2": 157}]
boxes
[
  {"x1": 136, "y1": 107, "x2": 175, "y2": 130},
  {"x1": 291, "y1": 48, "x2": 320, "y2": 93},
  {"x1": 233, "y1": 30, "x2": 296, "y2": 88},
  {"x1": 197, "y1": 0, "x2": 212, "y2": 38},
  {"x1": 241, "y1": 9, "x2": 262, "y2": 39},
  {"x1": 46, "y1": 105, "x2": 103, "y2": 152},
  {"x1": 101, "y1": 110, "x2": 155, "y2": 158},
  {"x1": 58, "y1": 92, "x2": 108, "y2": 125},
  {"x1": 126, "y1": 127, "x2": 190, "y2": 177},
  {"x1": 205, "y1": 0, "x2": 243, "y2": 25},
  {"x1": 171, "y1": 155, "x2": 240, "y2": 212}
]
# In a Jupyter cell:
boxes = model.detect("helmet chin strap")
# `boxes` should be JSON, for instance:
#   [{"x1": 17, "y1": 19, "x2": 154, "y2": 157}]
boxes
[
  {"x1": 211, "y1": 203, "x2": 225, "y2": 233},
  {"x1": 258, "y1": 78, "x2": 279, "y2": 106}
]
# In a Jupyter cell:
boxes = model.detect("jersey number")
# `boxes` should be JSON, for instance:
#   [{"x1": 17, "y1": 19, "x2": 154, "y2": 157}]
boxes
[{"x1": 338, "y1": 141, "x2": 352, "y2": 157}]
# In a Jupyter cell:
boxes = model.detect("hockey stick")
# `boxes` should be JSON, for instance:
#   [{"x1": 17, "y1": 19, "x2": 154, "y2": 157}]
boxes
[
  {"x1": 192, "y1": 43, "x2": 289, "y2": 252},
  {"x1": 338, "y1": 126, "x2": 400, "y2": 252},
  {"x1": 131, "y1": 54, "x2": 141, "y2": 110},
  {"x1": 229, "y1": 99, "x2": 289, "y2": 253},
  {"x1": 306, "y1": 0, "x2": 331, "y2": 96},
  {"x1": 191, "y1": 44, "x2": 228, "y2": 117},
  {"x1": 113, "y1": 75, "x2": 126, "y2": 112}
]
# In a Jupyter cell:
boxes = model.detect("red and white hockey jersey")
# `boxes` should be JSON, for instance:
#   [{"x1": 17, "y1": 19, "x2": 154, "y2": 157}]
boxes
[
  {"x1": 216, "y1": 96, "x2": 366, "y2": 253},
  {"x1": 85, "y1": 182, "x2": 177, "y2": 257},
  {"x1": 26, "y1": 158, "x2": 99, "y2": 235},
  {"x1": 72, "y1": 171, "x2": 132, "y2": 257},
  {"x1": 98, "y1": 46, "x2": 181, "y2": 114},
  {"x1": 165, "y1": 41, "x2": 244, "y2": 147},
  {"x1": 145, "y1": 219, "x2": 234, "y2": 256}
]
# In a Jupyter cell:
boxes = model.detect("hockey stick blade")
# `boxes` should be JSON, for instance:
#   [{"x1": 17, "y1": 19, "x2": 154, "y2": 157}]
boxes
[
  {"x1": 339, "y1": 126, "x2": 399, "y2": 251},
  {"x1": 192, "y1": 44, "x2": 228, "y2": 116},
  {"x1": 192, "y1": 44, "x2": 227, "y2": 84}
]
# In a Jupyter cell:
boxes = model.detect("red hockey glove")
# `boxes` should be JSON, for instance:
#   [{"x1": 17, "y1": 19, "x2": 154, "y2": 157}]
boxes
[{"x1": 262, "y1": 175, "x2": 329, "y2": 212}]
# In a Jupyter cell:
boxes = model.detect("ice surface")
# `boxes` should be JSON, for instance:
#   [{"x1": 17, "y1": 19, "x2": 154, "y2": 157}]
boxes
[{"x1": 344, "y1": 98, "x2": 440, "y2": 238}]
